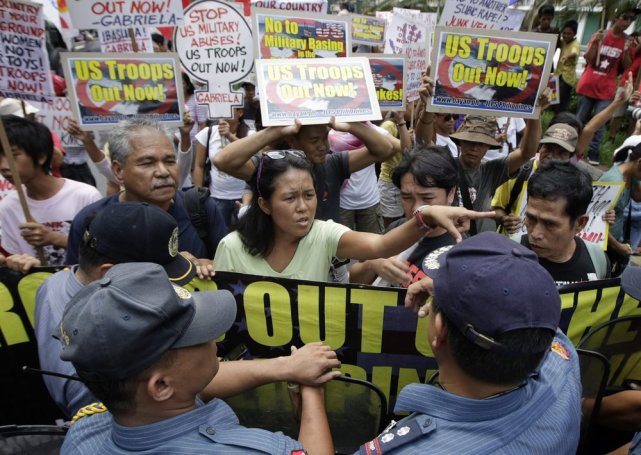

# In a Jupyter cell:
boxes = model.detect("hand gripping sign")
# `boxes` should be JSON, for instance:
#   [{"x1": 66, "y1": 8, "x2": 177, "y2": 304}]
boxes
[{"x1": 174, "y1": 0, "x2": 254, "y2": 119}]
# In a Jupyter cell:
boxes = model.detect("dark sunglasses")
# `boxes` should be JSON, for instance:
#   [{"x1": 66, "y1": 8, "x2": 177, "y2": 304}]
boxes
[
  {"x1": 256, "y1": 150, "x2": 307, "y2": 198},
  {"x1": 441, "y1": 114, "x2": 460, "y2": 121}
]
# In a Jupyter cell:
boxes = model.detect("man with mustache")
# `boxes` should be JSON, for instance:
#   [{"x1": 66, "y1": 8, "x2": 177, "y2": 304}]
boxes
[{"x1": 65, "y1": 119, "x2": 227, "y2": 276}]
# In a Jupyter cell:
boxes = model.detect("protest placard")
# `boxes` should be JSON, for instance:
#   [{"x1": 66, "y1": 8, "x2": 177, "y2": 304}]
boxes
[
  {"x1": 392, "y1": 7, "x2": 437, "y2": 28},
  {"x1": 439, "y1": 0, "x2": 510, "y2": 29},
  {"x1": 253, "y1": 9, "x2": 350, "y2": 59},
  {"x1": 351, "y1": 14, "x2": 385, "y2": 47},
  {"x1": 32, "y1": 97, "x2": 82, "y2": 149},
  {"x1": 67, "y1": 0, "x2": 184, "y2": 29},
  {"x1": 175, "y1": 0, "x2": 253, "y2": 119},
  {"x1": 498, "y1": 8, "x2": 526, "y2": 31},
  {"x1": 547, "y1": 74, "x2": 560, "y2": 105},
  {"x1": 100, "y1": 27, "x2": 153, "y2": 53},
  {"x1": 250, "y1": 0, "x2": 327, "y2": 13},
  {"x1": 429, "y1": 27, "x2": 557, "y2": 118},
  {"x1": 0, "y1": 175, "x2": 15, "y2": 203},
  {"x1": 0, "y1": 0, "x2": 55, "y2": 102},
  {"x1": 510, "y1": 181, "x2": 624, "y2": 250},
  {"x1": 362, "y1": 54, "x2": 406, "y2": 111},
  {"x1": 256, "y1": 57, "x2": 381, "y2": 126},
  {"x1": 384, "y1": 13, "x2": 428, "y2": 102},
  {"x1": 2, "y1": 267, "x2": 640, "y2": 423},
  {"x1": 61, "y1": 53, "x2": 184, "y2": 130}
]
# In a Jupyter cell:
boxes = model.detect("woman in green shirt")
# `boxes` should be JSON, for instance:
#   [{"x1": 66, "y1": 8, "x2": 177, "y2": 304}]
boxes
[{"x1": 555, "y1": 20, "x2": 580, "y2": 112}]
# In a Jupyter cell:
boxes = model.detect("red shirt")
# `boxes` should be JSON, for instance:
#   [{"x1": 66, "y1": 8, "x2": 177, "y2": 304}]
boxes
[{"x1": 577, "y1": 29, "x2": 628, "y2": 100}]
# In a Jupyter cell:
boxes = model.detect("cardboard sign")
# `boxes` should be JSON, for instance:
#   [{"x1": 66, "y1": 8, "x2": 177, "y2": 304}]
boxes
[
  {"x1": 256, "y1": 57, "x2": 381, "y2": 126},
  {"x1": 61, "y1": 52, "x2": 185, "y2": 130},
  {"x1": 67, "y1": 0, "x2": 184, "y2": 29},
  {"x1": 362, "y1": 54, "x2": 406, "y2": 111},
  {"x1": 99, "y1": 27, "x2": 154, "y2": 53},
  {"x1": 547, "y1": 74, "x2": 560, "y2": 105},
  {"x1": 351, "y1": 14, "x2": 386, "y2": 47},
  {"x1": 250, "y1": 0, "x2": 327, "y2": 14},
  {"x1": 253, "y1": 9, "x2": 351, "y2": 59},
  {"x1": 511, "y1": 181, "x2": 624, "y2": 250},
  {"x1": 428, "y1": 27, "x2": 557, "y2": 118},
  {"x1": 439, "y1": 0, "x2": 510, "y2": 29},
  {"x1": 175, "y1": 0, "x2": 253, "y2": 119},
  {"x1": 0, "y1": 0, "x2": 55, "y2": 102},
  {"x1": 498, "y1": 8, "x2": 526, "y2": 31},
  {"x1": 31, "y1": 97, "x2": 82, "y2": 149}
]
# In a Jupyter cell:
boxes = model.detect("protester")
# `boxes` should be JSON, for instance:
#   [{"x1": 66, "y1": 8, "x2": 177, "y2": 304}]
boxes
[
  {"x1": 213, "y1": 119, "x2": 397, "y2": 223},
  {"x1": 193, "y1": 108, "x2": 251, "y2": 227},
  {"x1": 65, "y1": 119, "x2": 226, "y2": 278},
  {"x1": 151, "y1": 32, "x2": 168, "y2": 52},
  {"x1": 576, "y1": 6, "x2": 636, "y2": 165},
  {"x1": 213, "y1": 150, "x2": 492, "y2": 281},
  {"x1": 350, "y1": 147, "x2": 458, "y2": 287},
  {"x1": 415, "y1": 76, "x2": 542, "y2": 233},
  {"x1": 554, "y1": 20, "x2": 580, "y2": 113},
  {"x1": 532, "y1": 4, "x2": 558, "y2": 34},
  {"x1": 0, "y1": 115, "x2": 101, "y2": 267},
  {"x1": 37, "y1": 202, "x2": 340, "y2": 419},
  {"x1": 433, "y1": 113, "x2": 459, "y2": 157},
  {"x1": 522, "y1": 161, "x2": 609, "y2": 284},
  {"x1": 485, "y1": 116, "x2": 526, "y2": 161},
  {"x1": 57, "y1": 262, "x2": 334, "y2": 454},
  {"x1": 378, "y1": 111, "x2": 412, "y2": 227},
  {"x1": 364, "y1": 232, "x2": 580, "y2": 453},
  {"x1": 599, "y1": 140, "x2": 641, "y2": 270}
]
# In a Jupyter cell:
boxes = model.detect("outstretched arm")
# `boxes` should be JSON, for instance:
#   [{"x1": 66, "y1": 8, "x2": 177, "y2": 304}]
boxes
[{"x1": 298, "y1": 385, "x2": 333, "y2": 455}]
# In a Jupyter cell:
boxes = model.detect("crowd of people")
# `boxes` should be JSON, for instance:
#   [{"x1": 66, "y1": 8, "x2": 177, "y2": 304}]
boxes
[{"x1": 4, "y1": 2, "x2": 641, "y2": 454}]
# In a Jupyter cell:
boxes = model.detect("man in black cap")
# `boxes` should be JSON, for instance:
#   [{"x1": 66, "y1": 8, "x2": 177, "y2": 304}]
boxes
[
  {"x1": 358, "y1": 232, "x2": 581, "y2": 453},
  {"x1": 58, "y1": 263, "x2": 333, "y2": 454},
  {"x1": 37, "y1": 202, "x2": 339, "y2": 419}
]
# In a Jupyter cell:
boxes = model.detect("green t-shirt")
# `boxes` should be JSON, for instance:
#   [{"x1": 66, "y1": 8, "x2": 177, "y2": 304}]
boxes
[{"x1": 214, "y1": 220, "x2": 351, "y2": 281}]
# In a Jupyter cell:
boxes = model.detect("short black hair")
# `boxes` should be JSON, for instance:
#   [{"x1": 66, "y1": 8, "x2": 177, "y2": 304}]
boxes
[
  {"x1": 432, "y1": 299, "x2": 554, "y2": 385},
  {"x1": 182, "y1": 72, "x2": 195, "y2": 96},
  {"x1": 562, "y1": 19, "x2": 578, "y2": 35},
  {"x1": 392, "y1": 146, "x2": 458, "y2": 192},
  {"x1": 527, "y1": 160, "x2": 593, "y2": 223},
  {"x1": 1, "y1": 114, "x2": 53, "y2": 173},
  {"x1": 538, "y1": 4, "x2": 555, "y2": 16},
  {"x1": 151, "y1": 33, "x2": 165, "y2": 46}
]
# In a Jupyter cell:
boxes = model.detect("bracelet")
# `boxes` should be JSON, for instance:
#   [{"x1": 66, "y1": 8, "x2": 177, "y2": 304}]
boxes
[
  {"x1": 413, "y1": 205, "x2": 431, "y2": 232},
  {"x1": 396, "y1": 122, "x2": 407, "y2": 127}
]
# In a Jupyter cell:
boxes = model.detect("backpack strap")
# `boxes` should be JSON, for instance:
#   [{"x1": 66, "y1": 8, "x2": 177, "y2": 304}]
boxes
[
  {"x1": 504, "y1": 160, "x2": 533, "y2": 215},
  {"x1": 184, "y1": 187, "x2": 215, "y2": 258}
]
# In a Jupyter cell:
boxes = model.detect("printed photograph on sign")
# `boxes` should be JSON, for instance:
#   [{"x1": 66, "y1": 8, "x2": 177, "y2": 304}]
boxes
[
  {"x1": 252, "y1": 9, "x2": 351, "y2": 59},
  {"x1": 67, "y1": 0, "x2": 184, "y2": 29},
  {"x1": 61, "y1": 52, "x2": 185, "y2": 130},
  {"x1": 351, "y1": 14, "x2": 386, "y2": 47},
  {"x1": 0, "y1": 0, "x2": 55, "y2": 102},
  {"x1": 362, "y1": 54, "x2": 406, "y2": 111},
  {"x1": 547, "y1": 75, "x2": 560, "y2": 105},
  {"x1": 428, "y1": 27, "x2": 557, "y2": 118},
  {"x1": 256, "y1": 57, "x2": 381, "y2": 126},
  {"x1": 175, "y1": 0, "x2": 253, "y2": 119}
]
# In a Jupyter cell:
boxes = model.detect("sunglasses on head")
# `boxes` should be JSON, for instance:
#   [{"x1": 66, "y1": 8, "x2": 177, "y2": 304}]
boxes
[{"x1": 256, "y1": 150, "x2": 307, "y2": 198}]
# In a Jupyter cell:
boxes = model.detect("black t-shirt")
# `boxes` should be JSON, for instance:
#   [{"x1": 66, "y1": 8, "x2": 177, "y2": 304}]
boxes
[
  {"x1": 387, "y1": 218, "x2": 456, "y2": 286},
  {"x1": 521, "y1": 236, "x2": 597, "y2": 286}
]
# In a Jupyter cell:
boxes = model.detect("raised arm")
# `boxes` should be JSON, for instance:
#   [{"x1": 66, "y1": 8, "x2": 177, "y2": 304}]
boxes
[
  {"x1": 213, "y1": 124, "x2": 300, "y2": 181},
  {"x1": 577, "y1": 76, "x2": 634, "y2": 157},
  {"x1": 414, "y1": 75, "x2": 436, "y2": 146},
  {"x1": 193, "y1": 141, "x2": 208, "y2": 188},
  {"x1": 329, "y1": 119, "x2": 394, "y2": 173},
  {"x1": 298, "y1": 385, "x2": 334, "y2": 455},
  {"x1": 507, "y1": 110, "x2": 543, "y2": 175}
]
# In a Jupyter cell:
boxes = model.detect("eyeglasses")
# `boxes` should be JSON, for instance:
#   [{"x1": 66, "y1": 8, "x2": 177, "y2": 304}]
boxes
[
  {"x1": 256, "y1": 150, "x2": 307, "y2": 198},
  {"x1": 441, "y1": 114, "x2": 460, "y2": 121}
]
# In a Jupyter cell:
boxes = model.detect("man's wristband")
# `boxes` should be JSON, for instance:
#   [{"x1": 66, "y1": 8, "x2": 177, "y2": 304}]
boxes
[{"x1": 396, "y1": 121, "x2": 407, "y2": 127}]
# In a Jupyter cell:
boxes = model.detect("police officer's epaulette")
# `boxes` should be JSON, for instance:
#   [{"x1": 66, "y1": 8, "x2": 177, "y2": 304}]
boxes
[
  {"x1": 71, "y1": 402, "x2": 108, "y2": 424},
  {"x1": 359, "y1": 414, "x2": 436, "y2": 454}
]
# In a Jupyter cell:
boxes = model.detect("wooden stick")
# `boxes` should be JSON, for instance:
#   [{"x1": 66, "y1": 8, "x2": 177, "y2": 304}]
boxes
[
  {"x1": 0, "y1": 119, "x2": 46, "y2": 265},
  {"x1": 410, "y1": 101, "x2": 415, "y2": 130},
  {"x1": 128, "y1": 28, "x2": 139, "y2": 53},
  {"x1": 596, "y1": 9, "x2": 606, "y2": 67},
  {"x1": 528, "y1": 0, "x2": 538, "y2": 31}
]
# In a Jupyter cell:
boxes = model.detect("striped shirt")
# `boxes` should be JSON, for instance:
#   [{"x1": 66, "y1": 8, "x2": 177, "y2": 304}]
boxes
[
  {"x1": 62, "y1": 398, "x2": 303, "y2": 454},
  {"x1": 366, "y1": 331, "x2": 581, "y2": 454}
]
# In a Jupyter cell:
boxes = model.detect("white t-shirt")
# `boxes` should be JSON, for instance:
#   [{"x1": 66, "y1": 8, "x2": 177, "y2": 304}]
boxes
[
  {"x1": 436, "y1": 134, "x2": 458, "y2": 158},
  {"x1": 485, "y1": 117, "x2": 526, "y2": 161},
  {"x1": 331, "y1": 125, "x2": 388, "y2": 210},
  {"x1": 0, "y1": 179, "x2": 101, "y2": 265},
  {"x1": 195, "y1": 126, "x2": 249, "y2": 200}
]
